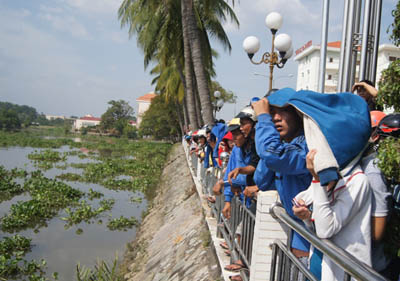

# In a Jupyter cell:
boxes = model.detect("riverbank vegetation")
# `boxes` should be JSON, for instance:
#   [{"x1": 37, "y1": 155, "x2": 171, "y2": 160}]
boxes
[{"x1": 0, "y1": 129, "x2": 171, "y2": 280}]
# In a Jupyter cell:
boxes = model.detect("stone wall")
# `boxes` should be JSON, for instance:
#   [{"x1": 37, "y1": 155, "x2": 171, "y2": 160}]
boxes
[{"x1": 121, "y1": 144, "x2": 221, "y2": 281}]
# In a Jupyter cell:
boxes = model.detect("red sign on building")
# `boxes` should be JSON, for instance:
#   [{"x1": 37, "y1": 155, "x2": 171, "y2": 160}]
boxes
[{"x1": 295, "y1": 40, "x2": 312, "y2": 56}]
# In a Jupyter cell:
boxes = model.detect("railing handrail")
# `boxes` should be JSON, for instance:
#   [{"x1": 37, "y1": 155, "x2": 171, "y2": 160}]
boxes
[{"x1": 271, "y1": 204, "x2": 387, "y2": 281}]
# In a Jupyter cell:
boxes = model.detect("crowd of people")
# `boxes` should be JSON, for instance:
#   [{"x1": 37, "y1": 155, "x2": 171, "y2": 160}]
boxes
[{"x1": 184, "y1": 81, "x2": 400, "y2": 281}]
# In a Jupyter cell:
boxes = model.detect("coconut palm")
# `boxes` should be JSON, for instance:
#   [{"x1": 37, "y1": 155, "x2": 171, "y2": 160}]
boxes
[{"x1": 119, "y1": 0, "x2": 238, "y2": 129}]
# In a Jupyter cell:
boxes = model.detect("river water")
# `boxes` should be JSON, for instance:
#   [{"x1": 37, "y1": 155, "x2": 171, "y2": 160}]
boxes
[{"x1": 0, "y1": 146, "x2": 147, "y2": 280}]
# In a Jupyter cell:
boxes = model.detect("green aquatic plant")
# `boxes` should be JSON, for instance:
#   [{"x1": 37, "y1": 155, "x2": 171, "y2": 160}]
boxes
[
  {"x1": 107, "y1": 216, "x2": 138, "y2": 231},
  {"x1": 1, "y1": 173, "x2": 84, "y2": 232},
  {"x1": 76, "y1": 257, "x2": 124, "y2": 281},
  {"x1": 0, "y1": 235, "x2": 48, "y2": 280},
  {"x1": 129, "y1": 196, "x2": 142, "y2": 204},
  {"x1": 28, "y1": 149, "x2": 66, "y2": 162},
  {"x1": 56, "y1": 172, "x2": 82, "y2": 182},
  {"x1": 62, "y1": 199, "x2": 115, "y2": 227},
  {"x1": 0, "y1": 166, "x2": 24, "y2": 203},
  {"x1": 87, "y1": 188, "x2": 104, "y2": 200}
]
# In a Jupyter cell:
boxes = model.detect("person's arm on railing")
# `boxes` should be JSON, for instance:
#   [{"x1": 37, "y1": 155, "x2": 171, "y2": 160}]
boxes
[{"x1": 307, "y1": 150, "x2": 371, "y2": 239}]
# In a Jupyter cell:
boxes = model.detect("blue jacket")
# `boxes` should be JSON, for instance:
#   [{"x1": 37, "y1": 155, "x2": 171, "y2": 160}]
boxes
[
  {"x1": 211, "y1": 123, "x2": 228, "y2": 166},
  {"x1": 204, "y1": 144, "x2": 217, "y2": 168},
  {"x1": 267, "y1": 88, "x2": 370, "y2": 184},
  {"x1": 255, "y1": 113, "x2": 312, "y2": 252},
  {"x1": 223, "y1": 146, "x2": 248, "y2": 203}
]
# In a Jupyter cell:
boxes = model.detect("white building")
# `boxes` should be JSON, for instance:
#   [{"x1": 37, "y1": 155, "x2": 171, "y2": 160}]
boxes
[
  {"x1": 136, "y1": 92, "x2": 157, "y2": 127},
  {"x1": 73, "y1": 115, "x2": 101, "y2": 130},
  {"x1": 45, "y1": 114, "x2": 66, "y2": 120},
  {"x1": 294, "y1": 40, "x2": 400, "y2": 92}
]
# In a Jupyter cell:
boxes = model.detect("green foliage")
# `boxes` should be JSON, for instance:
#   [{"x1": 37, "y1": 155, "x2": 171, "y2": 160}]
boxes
[
  {"x1": 107, "y1": 216, "x2": 138, "y2": 231},
  {"x1": 56, "y1": 172, "x2": 82, "y2": 182},
  {"x1": 377, "y1": 3, "x2": 400, "y2": 255},
  {"x1": 100, "y1": 100, "x2": 134, "y2": 136},
  {"x1": 139, "y1": 95, "x2": 181, "y2": 141},
  {"x1": 76, "y1": 257, "x2": 123, "y2": 281},
  {"x1": 388, "y1": 1, "x2": 400, "y2": 46},
  {"x1": 1, "y1": 172, "x2": 84, "y2": 232},
  {"x1": 0, "y1": 166, "x2": 24, "y2": 203},
  {"x1": 210, "y1": 81, "x2": 237, "y2": 104},
  {"x1": 0, "y1": 235, "x2": 48, "y2": 280},
  {"x1": 0, "y1": 108, "x2": 21, "y2": 131},
  {"x1": 0, "y1": 102, "x2": 38, "y2": 128},
  {"x1": 377, "y1": 60, "x2": 400, "y2": 111},
  {"x1": 0, "y1": 130, "x2": 74, "y2": 148},
  {"x1": 28, "y1": 149, "x2": 66, "y2": 162},
  {"x1": 123, "y1": 124, "x2": 138, "y2": 139},
  {"x1": 377, "y1": 137, "x2": 400, "y2": 183},
  {"x1": 62, "y1": 199, "x2": 115, "y2": 228}
]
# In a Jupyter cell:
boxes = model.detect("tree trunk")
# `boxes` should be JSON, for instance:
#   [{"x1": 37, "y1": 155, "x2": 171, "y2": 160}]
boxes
[
  {"x1": 193, "y1": 75, "x2": 204, "y2": 127},
  {"x1": 175, "y1": 101, "x2": 185, "y2": 137},
  {"x1": 175, "y1": 58, "x2": 189, "y2": 132},
  {"x1": 185, "y1": 0, "x2": 214, "y2": 126},
  {"x1": 181, "y1": 0, "x2": 199, "y2": 130}
]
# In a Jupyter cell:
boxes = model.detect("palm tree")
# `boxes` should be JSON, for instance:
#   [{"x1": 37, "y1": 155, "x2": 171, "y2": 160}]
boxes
[{"x1": 119, "y1": 0, "x2": 238, "y2": 129}]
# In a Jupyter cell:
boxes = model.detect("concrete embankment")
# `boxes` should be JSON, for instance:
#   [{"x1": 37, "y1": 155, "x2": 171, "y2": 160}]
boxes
[{"x1": 121, "y1": 144, "x2": 221, "y2": 281}]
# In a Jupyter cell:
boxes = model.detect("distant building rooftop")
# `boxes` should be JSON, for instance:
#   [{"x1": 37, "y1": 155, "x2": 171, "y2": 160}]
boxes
[
  {"x1": 136, "y1": 92, "x2": 157, "y2": 102},
  {"x1": 80, "y1": 115, "x2": 101, "y2": 121}
]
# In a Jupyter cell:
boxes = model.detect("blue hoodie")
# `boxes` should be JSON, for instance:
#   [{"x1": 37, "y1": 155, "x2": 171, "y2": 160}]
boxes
[
  {"x1": 255, "y1": 113, "x2": 312, "y2": 253},
  {"x1": 211, "y1": 123, "x2": 228, "y2": 167},
  {"x1": 267, "y1": 88, "x2": 371, "y2": 185}
]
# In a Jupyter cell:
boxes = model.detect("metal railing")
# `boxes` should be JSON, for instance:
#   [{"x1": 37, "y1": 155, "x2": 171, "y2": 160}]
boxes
[
  {"x1": 270, "y1": 204, "x2": 387, "y2": 281},
  {"x1": 185, "y1": 143, "x2": 255, "y2": 281},
  {"x1": 270, "y1": 240, "x2": 318, "y2": 281},
  {"x1": 183, "y1": 141, "x2": 387, "y2": 281}
]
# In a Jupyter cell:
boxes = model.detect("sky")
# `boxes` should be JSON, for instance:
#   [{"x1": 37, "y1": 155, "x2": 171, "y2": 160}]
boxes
[{"x1": 0, "y1": 0, "x2": 397, "y2": 121}]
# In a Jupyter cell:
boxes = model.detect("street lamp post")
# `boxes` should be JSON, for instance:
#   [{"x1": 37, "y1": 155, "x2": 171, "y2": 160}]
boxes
[
  {"x1": 243, "y1": 12, "x2": 294, "y2": 91},
  {"x1": 213, "y1": 91, "x2": 224, "y2": 119}
]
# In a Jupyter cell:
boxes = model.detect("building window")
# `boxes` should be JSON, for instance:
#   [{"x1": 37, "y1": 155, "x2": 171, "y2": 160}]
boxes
[
  {"x1": 329, "y1": 57, "x2": 333, "y2": 63},
  {"x1": 328, "y1": 74, "x2": 332, "y2": 80},
  {"x1": 307, "y1": 70, "x2": 310, "y2": 75},
  {"x1": 302, "y1": 72, "x2": 304, "y2": 77},
  {"x1": 389, "y1": 56, "x2": 398, "y2": 62}
]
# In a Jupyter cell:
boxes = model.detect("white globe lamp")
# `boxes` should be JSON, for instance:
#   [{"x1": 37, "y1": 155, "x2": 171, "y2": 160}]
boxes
[
  {"x1": 243, "y1": 36, "x2": 260, "y2": 56},
  {"x1": 214, "y1": 90, "x2": 221, "y2": 98},
  {"x1": 283, "y1": 46, "x2": 294, "y2": 59},
  {"x1": 274, "y1": 33, "x2": 292, "y2": 52},
  {"x1": 265, "y1": 12, "x2": 283, "y2": 32}
]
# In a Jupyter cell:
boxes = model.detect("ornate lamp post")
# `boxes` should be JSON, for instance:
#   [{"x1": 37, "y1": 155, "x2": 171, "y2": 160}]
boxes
[
  {"x1": 213, "y1": 91, "x2": 224, "y2": 119},
  {"x1": 243, "y1": 12, "x2": 294, "y2": 91}
]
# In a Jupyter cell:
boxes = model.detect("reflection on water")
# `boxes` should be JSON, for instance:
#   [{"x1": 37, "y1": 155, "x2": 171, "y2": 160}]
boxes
[{"x1": 0, "y1": 146, "x2": 146, "y2": 281}]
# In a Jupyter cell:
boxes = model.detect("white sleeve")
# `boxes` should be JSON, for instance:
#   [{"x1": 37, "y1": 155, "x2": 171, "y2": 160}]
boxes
[{"x1": 312, "y1": 173, "x2": 371, "y2": 239}]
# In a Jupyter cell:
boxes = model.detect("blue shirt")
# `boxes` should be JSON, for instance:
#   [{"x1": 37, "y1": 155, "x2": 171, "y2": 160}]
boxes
[
  {"x1": 223, "y1": 146, "x2": 248, "y2": 203},
  {"x1": 255, "y1": 113, "x2": 312, "y2": 252}
]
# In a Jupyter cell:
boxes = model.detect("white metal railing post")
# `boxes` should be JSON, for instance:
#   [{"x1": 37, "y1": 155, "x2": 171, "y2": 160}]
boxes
[{"x1": 249, "y1": 191, "x2": 289, "y2": 281}]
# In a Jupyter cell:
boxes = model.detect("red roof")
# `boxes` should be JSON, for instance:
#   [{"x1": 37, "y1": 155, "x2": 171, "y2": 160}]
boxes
[
  {"x1": 80, "y1": 116, "x2": 101, "y2": 121},
  {"x1": 327, "y1": 41, "x2": 341, "y2": 48},
  {"x1": 136, "y1": 93, "x2": 157, "y2": 102}
]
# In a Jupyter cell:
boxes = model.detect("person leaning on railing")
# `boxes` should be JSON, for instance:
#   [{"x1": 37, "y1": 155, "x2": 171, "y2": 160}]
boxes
[
  {"x1": 290, "y1": 89, "x2": 373, "y2": 281},
  {"x1": 217, "y1": 118, "x2": 256, "y2": 281},
  {"x1": 228, "y1": 106, "x2": 260, "y2": 193},
  {"x1": 251, "y1": 93, "x2": 312, "y2": 279}
]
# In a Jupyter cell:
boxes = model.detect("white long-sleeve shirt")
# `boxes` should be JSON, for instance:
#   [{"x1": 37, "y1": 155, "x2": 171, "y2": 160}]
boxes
[{"x1": 296, "y1": 165, "x2": 372, "y2": 281}]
